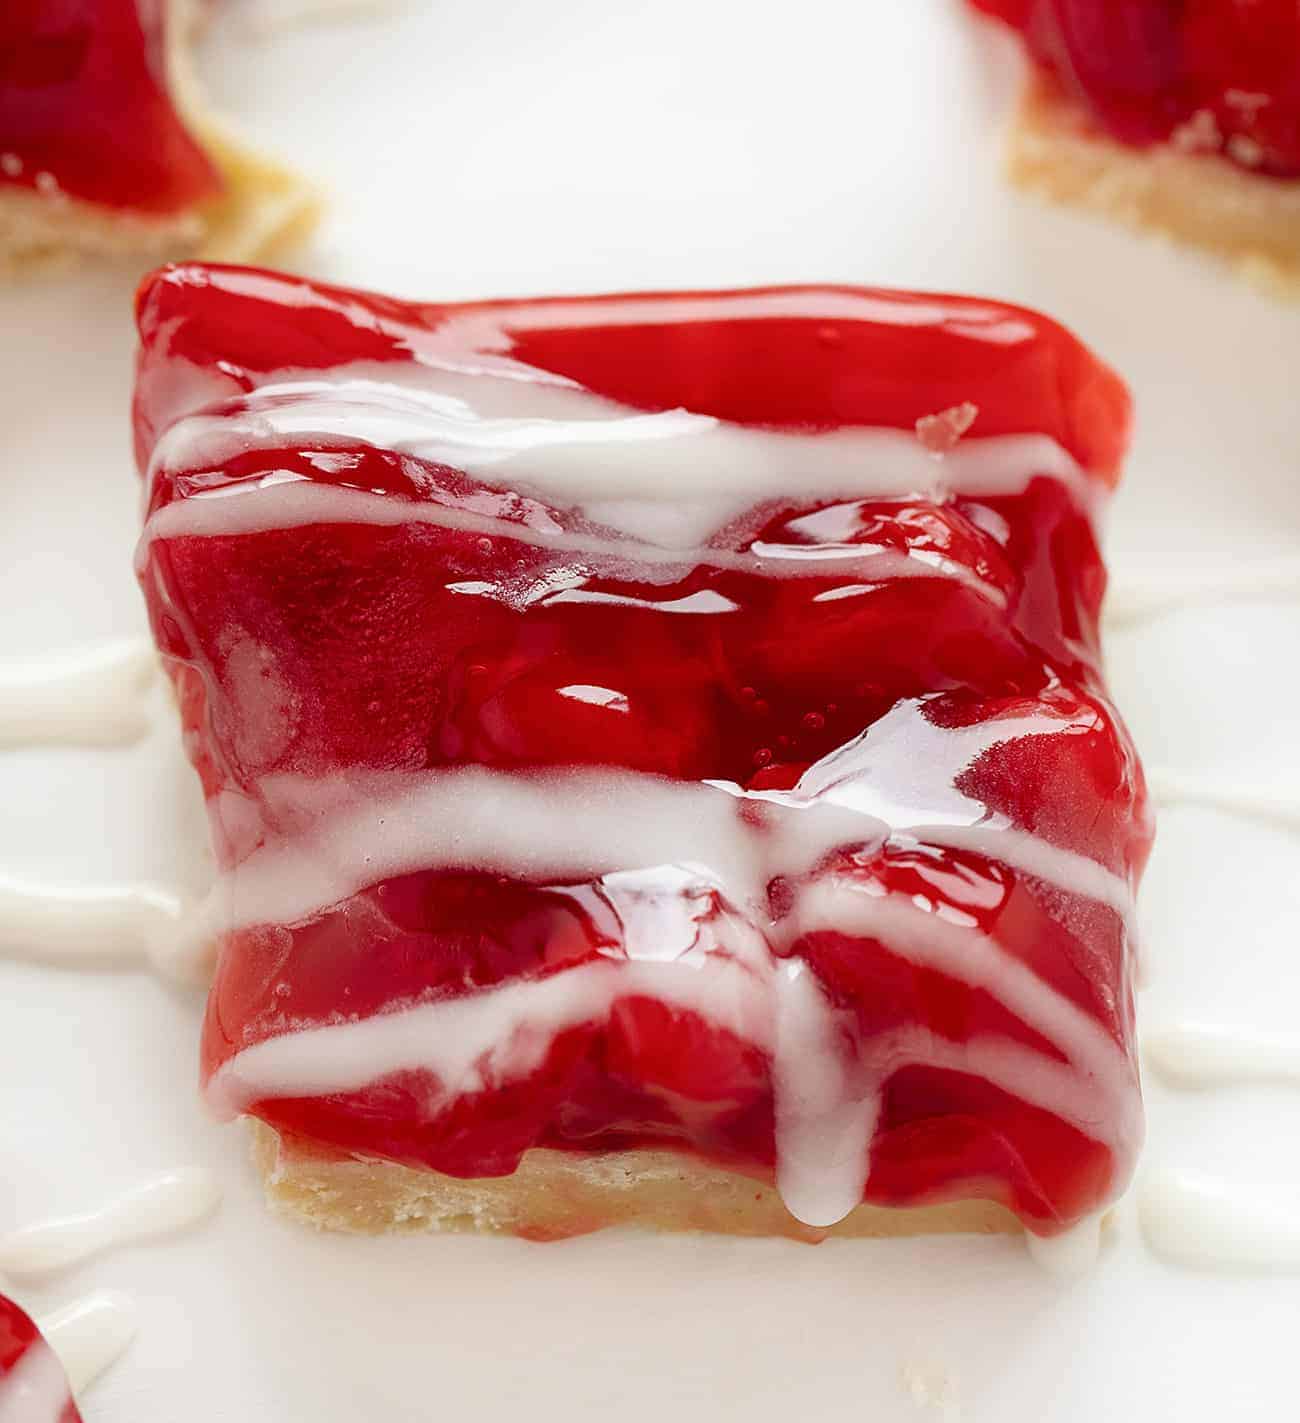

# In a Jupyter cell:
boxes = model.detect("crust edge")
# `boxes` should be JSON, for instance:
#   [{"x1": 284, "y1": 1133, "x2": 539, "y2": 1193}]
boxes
[
  {"x1": 1007, "y1": 73, "x2": 1300, "y2": 296},
  {"x1": 250, "y1": 1121, "x2": 1022, "y2": 1243}
]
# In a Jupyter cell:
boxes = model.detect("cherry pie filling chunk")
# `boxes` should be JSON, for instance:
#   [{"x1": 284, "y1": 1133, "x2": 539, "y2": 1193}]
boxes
[{"x1": 135, "y1": 265, "x2": 1150, "y2": 1238}]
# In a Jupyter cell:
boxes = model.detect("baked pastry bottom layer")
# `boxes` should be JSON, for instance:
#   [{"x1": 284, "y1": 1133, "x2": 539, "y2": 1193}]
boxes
[
  {"x1": 1009, "y1": 73, "x2": 1300, "y2": 295},
  {"x1": 0, "y1": 187, "x2": 204, "y2": 271},
  {"x1": 251, "y1": 1121, "x2": 1021, "y2": 1242}
]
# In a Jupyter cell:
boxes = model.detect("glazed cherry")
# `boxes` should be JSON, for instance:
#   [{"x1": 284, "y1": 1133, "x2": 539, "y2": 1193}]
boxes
[{"x1": 973, "y1": 0, "x2": 1300, "y2": 176}]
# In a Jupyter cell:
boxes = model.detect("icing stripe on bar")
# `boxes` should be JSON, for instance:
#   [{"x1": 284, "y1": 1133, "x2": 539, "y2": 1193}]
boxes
[
  {"x1": 792, "y1": 880, "x2": 1139, "y2": 1153},
  {"x1": 203, "y1": 758, "x2": 1132, "y2": 938},
  {"x1": 144, "y1": 366, "x2": 1101, "y2": 554},
  {"x1": 207, "y1": 766, "x2": 885, "y2": 931},
  {"x1": 0, "y1": 640, "x2": 155, "y2": 749},
  {"x1": 137, "y1": 478, "x2": 1010, "y2": 603}
]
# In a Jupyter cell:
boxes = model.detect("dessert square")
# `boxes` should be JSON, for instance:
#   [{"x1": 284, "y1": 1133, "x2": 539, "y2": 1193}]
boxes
[{"x1": 135, "y1": 265, "x2": 1150, "y2": 1244}]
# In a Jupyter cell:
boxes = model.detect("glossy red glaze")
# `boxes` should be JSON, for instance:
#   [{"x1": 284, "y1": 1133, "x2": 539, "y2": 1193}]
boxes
[
  {"x1": 972, "y1": 0, "x2": 1300, "y2": 177},
  {"x1": 0, "y1": 1293, "x2": 81, "y2": 1423},
  {"x1": 0, "y1": 0, "x2": 221, "y2": 213},
  {"x1": 136, "y1": 265, "x2": 1150, "y2": 1236}
]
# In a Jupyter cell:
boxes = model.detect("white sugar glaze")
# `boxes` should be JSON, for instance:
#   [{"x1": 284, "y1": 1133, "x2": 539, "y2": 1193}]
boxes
[
  {"x1": 0, "y1": 875, "x2": 205, "y2": 983},
  {"x1": 1023, "y1": 1213, "x2": 1104, "y2": 1279},
  {"x1": 209, "y1": 764, "x2": 883, "y2": 931},
  {"x1": 0, "y1": 1169, "x2": 221, "y2": 1278},
  {"x1": 1105, "y1": 555, "x2": 1300, "y2": 626},
  {"x1": 208, "y1": 696, "x2": 1134, "y2": 937},
  {"x1": 37, "y1": 1292, "x2": 137, "y2": 1396},
  {"x1": 793, "y1": 882, "x2": 1138, "y2": 1159},
  {"x1": 0, "y1": 640, "x2": 155, "y2": 749},
  {"x1": 146, "y1": 366, "x2": 1101, "y2": 552},
  {"x1": 0, "y1": 1338, "x2": 71, "y2": 1423},
  {"x1": 233, "y1": 0, "x2": 410, "y2": 37},
  {"x1": 770, "y1": 957, "x2": 878, "y2": 1228},
  {"x1": 1144, "y1": 1022, "x2": 1300, "y2": 1089},
  {"x1": 138, "y1": 477, "x2": 1010, "y2": 604},
  {"x1": 1138, "y1": 1168, "x2": 1300, "y2": 1273},
  {"x1": 1146, "y1": 768, "x2": 1300, "y2": 832}
]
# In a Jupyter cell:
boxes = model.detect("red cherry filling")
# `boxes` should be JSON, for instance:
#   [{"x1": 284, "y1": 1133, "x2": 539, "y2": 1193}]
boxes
[
  {"x1": 973, "y1": 0, "x2": 1300, "y2": 176},
  {"x1": 0, "y1": 1293, "x2": 81, "y2": 1423},
  {"x1": 0, "y1": 0, "x2": 222, "y2": 214},
  {"x1": 134, "y1": 268, "x2": 1132, "y2": 481},
  {"x1": 137, "y1": 269, "x2": 1149, "y2": 1235}
]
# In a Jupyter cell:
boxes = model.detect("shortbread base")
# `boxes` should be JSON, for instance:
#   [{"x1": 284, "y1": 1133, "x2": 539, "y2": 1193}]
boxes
[
  {"x1": 0, "y1": 188, "x2": 204, "y2": 273},
  {"x1": 1008, "y1": 73, "x2": 1300, "y2": 295},
  {"x1": 251, "y1": 1121, "x2": 1021, "y2": 1242}
]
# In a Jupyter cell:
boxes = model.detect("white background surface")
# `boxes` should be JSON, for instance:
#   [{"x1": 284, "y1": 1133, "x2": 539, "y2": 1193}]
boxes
[{"x1": 2, "y1": 1, "x2": 1300, "y2": 1418}]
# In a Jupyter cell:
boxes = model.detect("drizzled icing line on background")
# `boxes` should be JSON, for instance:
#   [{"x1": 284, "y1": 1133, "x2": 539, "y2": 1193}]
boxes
[{"x1": 0, "y1": 640, "x2": 156, "y2": 749}]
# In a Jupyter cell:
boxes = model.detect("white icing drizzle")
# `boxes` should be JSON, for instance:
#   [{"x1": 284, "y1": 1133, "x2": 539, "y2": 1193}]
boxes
[
  {"x1": 209, "y1": 765, "x2": 886, "y2": 934},
  {"x1": 208, "y1": 694, "x2": 1134, "y2": 940},
  {"x1": 771, "y1": 957, "x2": 877, "y2": 1228},
  {"x1": 1106, "y1": 555, "x2": 1300, "y2": 626},
  {"x1": 211, "y1": 954, "x2": 766, "y2": 1117},
  {"x1": 0, "y1": 1168, "x2": 222, "y2": 1278},
  {"x1": 234, "y1": 0, "x2": 409, "y2": 37},
  {"x1": 1138, "y1": 1168, "x2": 1300, "y2": 1273},
  {"x1": 36, "y1": 1291, "x2": 137, "y2": 1396},
  {"x1": 776, "y1": 696, "x2": 1136, "y2": 921},
  {"x1": 792, "y1": 882, "x2": 1140, "y2": 1163},
  {"x1": 138, "y1": 477, "x2": 1009, "y2": 604},
  {"x1": 1144, "y1": 1022, "x2": 1300, "y2": 1089},
  {"x1": 0, "y1": 875, "x2": 207, "y2": 983},
  {"x1": 0, "y1": 1338, "x2": 71, "y2": 1423},
  {"x1": 1024, "y1": 1213, "x2": 1104, "y2": 1278},
  {"x1": 0, "y1": 640, "x2": 155, "y2": 749},
  {"x1": 148, "y1": 370, "x2": 1100, "y2": 552},
  {"x1": 1146, "y1": 767, "x2": 1300, "y2": 832}
]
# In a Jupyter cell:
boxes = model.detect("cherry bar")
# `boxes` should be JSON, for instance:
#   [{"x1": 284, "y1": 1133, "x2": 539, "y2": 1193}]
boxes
[{"x1": 135, "y1": 265, "x2": 1150, "y2": 1237}]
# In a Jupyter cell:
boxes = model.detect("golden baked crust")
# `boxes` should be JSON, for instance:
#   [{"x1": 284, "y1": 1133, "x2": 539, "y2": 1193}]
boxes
[
  {"x1": 0, "y1": 0, "x2": 318, "y2": 273},
  {"x1": 1008, "y1": 72, "x2": 1300, "y2": 295},
  {"x1": 251, "y1": 1121, "x2": 1021, "y2": 1242},
  {"x1": 0, "y1": 188, "x2": 205, "y2": 272}
]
